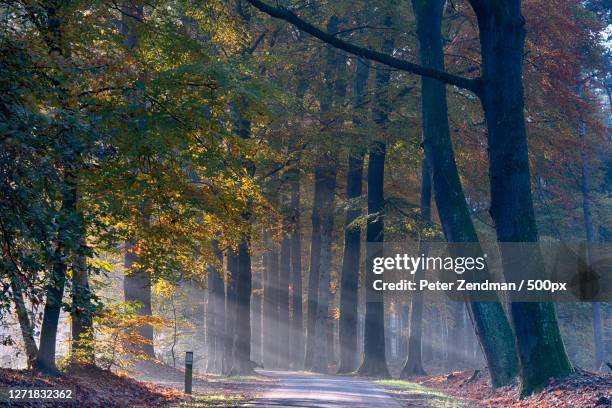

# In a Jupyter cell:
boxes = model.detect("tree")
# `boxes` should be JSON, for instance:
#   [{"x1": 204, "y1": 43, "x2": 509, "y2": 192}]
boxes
[
  {"x1": 288, "y1": 167, "x2": 304, "y2": 369},
  {"x1": 337, "y1": 57, "x2": 368, "y2": 372},
  {"x1": 2, "y1": 0, "x2": 270, "y2": 376},
  {"x1": 30, "y1": 0, "x2": 85, "y2": 375},
  {"x1": 263, "y1": 232, "x2": 280, "y2": 368},
  {"x1": 402, "y1": 0, "x2": 519, "y2": 386},
  {"x1": 576, "y1": 81, "x2": 605, "y2": 370},
  {"x1": 473, "y1": 1, "x2": 573, "y2": 394},
  {"x1": 357, "y1": 12, "x2": 394, "y2": 378},
  {"x1": 279, "y1": 226, "x2": 291, "y2": 369},
  {"x1": 402, "y1": 159, "x2": 431, "y2": 377},
  {"x1": 206, "y1": 246, "x2": 224, "y2": 373},
  {"x1": 229, "y1": 239, "x2": 254, "y2": 374},
  {"x1": 70, "y1": 233, "x2": 95, "y2": 365},
  {"x1": 119, "y1": 2, "x2": 155, "y2": 361},
  {"x1": 310, "y1": 151, "x2": 339, "y2": 372},
  {"x1": 305, "y1": 16, "x2": 345, "y2": 371},
  {"x1": 223, "y1": 249, "x2": 239, "y2": 372}
]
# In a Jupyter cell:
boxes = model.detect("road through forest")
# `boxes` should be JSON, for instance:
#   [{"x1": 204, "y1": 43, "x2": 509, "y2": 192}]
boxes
[
  {"x1": 139, "y1": 363, "x2": 466, "y2": 407},
  {"x1": 245, "y1": 370, "x2": 403, "y2": 408}
]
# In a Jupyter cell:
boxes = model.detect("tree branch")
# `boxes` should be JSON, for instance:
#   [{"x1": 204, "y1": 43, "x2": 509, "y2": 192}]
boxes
[{"x1": 245, "y1": 0, "x2": 481, "y2": 93}]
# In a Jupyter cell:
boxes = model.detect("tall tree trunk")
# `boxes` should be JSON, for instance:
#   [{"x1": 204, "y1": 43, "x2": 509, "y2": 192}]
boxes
[
  {"x1": 206, "y1": 246, "x2": 224, "y2": 373},
  {"x1": 305, "y1": 16, "x2": 341, "y2": 370},
  {"x1": 311, "y1": 154, "x2": 338, "y2": 373},
  {"x1": 70, "y1": 232, "x2": 94, "y2": 364},
  {"x1": 70, "y1": 190, "x2": 94, "y2": 365},
  {"x1": 449, "y1": 301, "x2": 467, "y2": 367},
  {"x1": 473, "y1": 0, "x2": 573, "y2": 395},
  {"x1": 223, "y1": 249, "x2": 239, "y2": 373},
  {"x1": 358, "y1": 141, "x2": 390, "y2": 378},
  {"x1": 227, "y1": 99, "x2": 255, "y2": 375},
  {"x1": 251, "y1": 261, "x2": 263, "y2": 367},
  {"x1": 263, "y1": 238, "x2": 280, "y2": 369},
  {"x1": 33, "y1": 0, "x2": 84, "y2": 376},
  {"x1": 449, "y1": 302, "x2": 462, "y2": 367},
  {"x1": 120, "y1": 1, "x2": 155, "y2": 361},
  {"x1": 305, "y1": 176, "x2": 332, "y2": 370},
  {"x1": 357, "y1": 14, "x2": 394, "y2": 377},
  {"x1": 401, "y1": 159, "x2": 431, "y2": 377},
  {"x1": 261, "y1": 235, "x2": 270, "y2": 367},
  {"x1": 278, "y1": 234, "x2": 291, "y2": 369},
  {"x1": 304, "y1": 170, "x2": 323, "y2": 370},
  {"x1": 124, "y1": 238, "x2": 155, "y2": 359},
  {"x1": 577, "y1": 88, "x2": 605, "y2": 370},
  {"x1": 289, "y1": 168, "x2": 304, "y2": 369},
  {"x1": 2, "y1": 229, "x2": 39, "y2": 368},
  {"x1": 337, "y1": 151, "x2": 365, "y2": 374},
  {"x1": 10, "y1": 275, "x2": 38, "y2": 368},
  {"x1": 410, "y1": 0, "x2": 519, "y2": 386},
  {"x1": 599, "y1": 162, "x2": 612, "y2": 366},
  {"x1": 338, "y1": 57, "x2": 369, "y2": 374},
  {"x1": 36, "y1": 169, "x2": 78, "y2": 375},
  {"x1": 229, "y1": 240, "x2": 254, "y2": 374},
  {"x1": 592, "y1": 303, "x2": 604, "y2": 370}
]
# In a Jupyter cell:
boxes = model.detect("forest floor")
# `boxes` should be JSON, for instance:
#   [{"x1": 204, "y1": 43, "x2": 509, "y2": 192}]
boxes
[
  {"x1": 379, "y1": 367, "x2": 612, "y2": 408},
  {"x1": 133, "y1": 361, "x2": 275, "y2": 407},
  {"x1": 0, "y1": 362, "x2": 274, "y2": 407},
  {"x1": 0, "y1": 365, "x2": 183, "y2": 407}
]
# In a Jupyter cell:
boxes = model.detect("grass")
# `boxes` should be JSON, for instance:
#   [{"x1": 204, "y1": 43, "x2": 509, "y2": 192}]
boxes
[
  {"x1": 169, "y1": 393, "x2": 246, "y2": 407},
  {"x1": 205, "y1": 375, "x2": 273, "y2": 383},
  {"x1": 375, "y1": 379, "x2": 467, "y2": 408}
]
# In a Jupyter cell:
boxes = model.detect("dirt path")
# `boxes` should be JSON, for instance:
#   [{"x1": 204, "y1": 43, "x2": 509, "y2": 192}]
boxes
[{"x1": 245, "y1": 370, "x2": 403, "y2": 408}]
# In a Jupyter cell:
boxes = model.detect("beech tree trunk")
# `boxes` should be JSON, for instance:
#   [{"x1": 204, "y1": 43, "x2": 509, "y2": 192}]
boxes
[
  {"x1": 338, "y1": 57, "x2": 368, "y2": 374},
  {"x1": 119, "y1": 1, "x2": 155, "y2": 362},
  {"x1": 401, "y1": 159, "x2": 430, "y2": 377},
  {"x1": 37, "y1": 170, "x2": 78, "y2": 375},
  {"x1": 278, "y1": 233, "x2": 291, "y2": 369},
  {"x1": 2, "y1": 227, "x2": 38, "y2": 368},
  {"x1": 229, "y1": 240, "x2": 254, "y2": 374},
  {"x1": 206, "y1": 246, "x2": 224, "y2": 373},
  {"x1": 473, "y1": 0, "x2": 573, "y2": 395},
  {"x1": 311, "y1": 153, "x2": 338, "y2": 373},
  {"x1": 289, "y1": 168, "x2": 304, "y2": 369},
  {"x1": 124, "y1": 239, "x2": 155, "y2": 359},
  {"x1": 223, "y1": 249, "x2": 239, "y2": 373},
  {"x1": 305, "y1": 16, "x2": 342, "y2": 370},
  {"x1": 251, "y1": 260, "x2": 263, "y2": 367},
  {"x1": 261, "y1": 234, "x2": 271, "y2": 367},
  {"x1": 598, "y1": 163, "x2": 611, "y2": 366},
  {"x1": 305, "y1": 167, "x2": 324, "y2": 370},
  {"x1": 358, "y1": 14, "x2": 393, "y2": 378},
  {"x1": 264, "y1": 238, "x2": 280, "y2": 368},
  {"x1": 409, "y1": 0, "x2": 519, "y2": 386},
  {"x1": 33, "y1": 1, "x2": 84, "y2": 376},
  {"x1": 577, "y1": 87, "x2": 605, "y2": 371},
  {"x1": 70, "y1": 189, "x2": 94, "y2": 366},
  {"x1": 449, "y1": 302, "x2": 463, "y2": 366},
  {"x1": 358, "y1": 141, "x2": 390, "y2": 378},
  {"x1": 10, "y1": 275, "x2": 38, "y2": 368},
  {"x1": 227, "y1": 101, "x2": 255, "y2": 375},
  {"x1": 71, "y1": 233, "x2": 94, "y2": 364}
]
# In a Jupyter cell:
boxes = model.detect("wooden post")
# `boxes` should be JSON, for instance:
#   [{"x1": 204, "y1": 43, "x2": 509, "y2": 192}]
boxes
[{"x1": 185, "y1": 351, "x2": 193, "y2": 394}]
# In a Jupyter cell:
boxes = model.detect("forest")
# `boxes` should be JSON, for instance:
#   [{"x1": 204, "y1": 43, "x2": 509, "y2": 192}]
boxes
[{"x1": 0, "y1": 0, "x2": 611, "y2": 407}]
